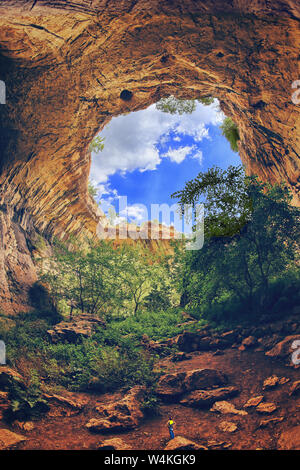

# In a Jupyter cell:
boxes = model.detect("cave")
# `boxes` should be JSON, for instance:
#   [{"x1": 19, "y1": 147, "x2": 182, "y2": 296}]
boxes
[{"x1": 0, "y1": 0, "x2": 299, "y2": 314}]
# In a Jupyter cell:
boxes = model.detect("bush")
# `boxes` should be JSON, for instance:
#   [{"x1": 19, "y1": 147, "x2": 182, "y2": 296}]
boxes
[
  {"x1": 220, "y1": 117, "x2": 240, "y2": 152},
  {"x1": 5, "y1": 370, "x2": 49, "y2": 421}
]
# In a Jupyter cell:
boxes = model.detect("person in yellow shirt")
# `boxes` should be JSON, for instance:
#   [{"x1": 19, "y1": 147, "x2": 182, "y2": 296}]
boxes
[{"x1": 168, "y1": 417, "x2": 175, "y2": 439}]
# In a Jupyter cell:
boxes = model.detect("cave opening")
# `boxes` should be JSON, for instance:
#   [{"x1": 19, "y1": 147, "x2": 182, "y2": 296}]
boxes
[{"x1": 89, "y1": 96, "x2": 242, "y2": 235}]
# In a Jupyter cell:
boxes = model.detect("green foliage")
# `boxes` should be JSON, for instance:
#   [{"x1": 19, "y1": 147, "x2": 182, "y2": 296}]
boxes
[
  {"x1": 156, "y1": 96, "x2": 196, "y2": 115},
  {"x1": 6, "y1": 370, "x2": 49, "y2": 421},
  {"x1": 141, "y1": 389, "x2": 161, "y2": 417},
  {"x1": 101, "y1": 308, "x2": 188, "y2": 342},
  {"x1": 172, "y1": 165, "x2": 252, "y2": 238},
  {"x1": 219, "y1": 117, "x2": 240, "y2": 152},
  {"x1": 88, "y1": 181, "x2": 98, "y2": 198},
  {"x1": 155, "y1": 95, "x2": 214, "y2": 115},
  {"x1": 172, "y1": 166, "x2": 300, "y2": 320},
  {"x1": 89, "y1": 136, "x2": 105, "y2": 153},
  {"x1": 41, "y1": 240, "x2": 176, "y2": 317}
]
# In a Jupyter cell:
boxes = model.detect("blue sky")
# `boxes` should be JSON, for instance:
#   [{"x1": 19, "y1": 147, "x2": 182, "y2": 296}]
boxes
[{"x1": 90, "y1": 100, "x2": 241, "y2": 228}]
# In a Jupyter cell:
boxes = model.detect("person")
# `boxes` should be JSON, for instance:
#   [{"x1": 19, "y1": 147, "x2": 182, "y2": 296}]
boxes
[{"x1": 168, "y1": 417, "x2": 175, "y2": 439}]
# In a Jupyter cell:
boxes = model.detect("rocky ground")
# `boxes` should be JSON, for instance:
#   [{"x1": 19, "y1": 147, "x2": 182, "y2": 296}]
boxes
[{"x1": 0, "y1": 315, "x2": 299, "y2": 451}]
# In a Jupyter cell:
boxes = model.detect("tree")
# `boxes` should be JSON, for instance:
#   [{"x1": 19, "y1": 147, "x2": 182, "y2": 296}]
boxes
[
  {"x1": 172, "y1": 165, "x2": 252, "y2": 238},
  {"x1": 41, "y1": 240, "x2": 119, "y2": 317},
  {"x1": 219, "y1": 117, "x2": 240, "y2": 152},
  {"x1": 112, "y1": 245, "x2": 164, "y2": 315},
  {"x1": 172, "y1": 165, "x2": 300, "y2": 314},
  {"x1": 40, "y1": 239, "x2": 175, "y2": 318}
]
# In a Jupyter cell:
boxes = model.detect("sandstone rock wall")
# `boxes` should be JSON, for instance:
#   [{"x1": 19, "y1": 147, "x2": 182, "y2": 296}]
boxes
[{"x1": 0, "y1": 0, "x2": 299, "y2": 313}]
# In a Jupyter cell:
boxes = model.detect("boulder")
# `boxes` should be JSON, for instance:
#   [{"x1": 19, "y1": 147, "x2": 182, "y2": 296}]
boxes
[
  {"x1": 155, "y1": 372, "x2": 186, "y2": 399},
  {"x1": 174, "y1": 331, "x2": 229, "y2": 353},
  {"x1": 0, "y1": 429, "x2": 27, "y2": 450},
  {"x1": 86, "y1": 386, "x2": 146, "y2": 433},
  {"x1": 164, "y1": 436, "x2": 206, "y2": 451},
  {"x1": 174, "y1": 332, "x2": 206, "y2": 352},
  {"x1": 265, "y1": 335, "x2": 300, "y2": 364},
  {"x1": 184, "y1": 368, "x2": 227, "y2": 391},
  {"x1": 47, "y1": 314, "x2": 106, "y2": 344},
  {"x1": 97, "y1": 438, "x2": 132, "y2": 450},
  {"x1": 156, "y1": 368, "x2": 227, "y2": 400},
  {"x1": 210, "y1": 401, "x2": 248, "y2": 416},
  {"x1": 277, "y1": 425, "x2": 300, "y2": 450},
  {"x1": 180, "y1": 386, "x2": 239, "y2": 408},
  {"x1": 43, "y1": 391, "x2": 88, "y2": 417}
]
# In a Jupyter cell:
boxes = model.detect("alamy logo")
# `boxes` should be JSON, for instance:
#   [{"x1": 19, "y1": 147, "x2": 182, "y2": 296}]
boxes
[
  {"x1": 0, "y1": 80, "x2": 5, "y2": 104},
  {"x1": 0, "y1": 340, "x2": 5, "y2": 364},
  {"x1": 96, "y1": 196, "x2": 204, "y2": 250},
  {"x1": 291, "y1": 339, "x2": 300, "y2": 365}
]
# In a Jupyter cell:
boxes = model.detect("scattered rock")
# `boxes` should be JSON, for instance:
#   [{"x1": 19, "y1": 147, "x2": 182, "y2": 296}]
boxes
[
  {"x1": 258, "y1": 417, "x2": 284, "y2": 428},
  {"x1": 210, "y1": 401, "x2": 248, "y2": 416},
  {"x1": 207, "y1": 440, "x2": 232, "y2": 449},
  {"x1": 164, "y1": 436, "x2": 206, "y2": 451},
  {"x1": 47, "y1": 314, "x2": 106, "y2": 344},
  {"x1": 14, "y1": 421, "x2": 35, "y2": 432},
  {"x1": 289, "y1": 380, "x2": 300, "y2": 396},
  {"x1": 244, "y1": 396, "x2": 264, "y2": 408},
  {"x1": 256, "y1": 402, "x2": 277, "y2": 414},
  {"x1": 97, "y1": 438, "x2": 132, "y2": 450},
  {"x1": 0, "y1": 429, "x2": 27, "y2": 450},
  {"x1": 241, "y1": 336, "x2": 257, "y2": 348},
  {"x1": 180, "y1": 386, "x2": 239, "y2": 408},
  {"x1": 86, "y1": 386, "x2": 146, "y2": 433},
  {"x1": 218, "y1": 421, "x2": 237, "y2": 433},
  {"x1": 156, "y1": 368, "x2": 227, "y2": 400},
  {"x1": 277, "y1": 425, "x2": 300, "y2": 450},
  {"x1": 263, "y1": 375, "x2": 279, "y2": 390},
  {"x1": 279, "y1": 377, "x2": 290, "y2": 385}
]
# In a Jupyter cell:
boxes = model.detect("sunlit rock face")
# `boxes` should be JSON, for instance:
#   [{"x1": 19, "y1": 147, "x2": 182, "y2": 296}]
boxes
[{"x1": 0, "y1": 0, "x2": 299, "y2": 313}]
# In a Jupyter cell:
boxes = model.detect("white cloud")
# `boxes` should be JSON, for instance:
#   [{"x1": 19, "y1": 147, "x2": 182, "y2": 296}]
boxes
[
  {"x1": 90, "y1": 100, "x2": 223, "y2": 195},
  {"x1": 163, "y1": 145, "x2": 196, "y2": 164},
  {"x1": 191, "y1": 150, "x2": 203, "y2": 165},
  {"x1": 120, "y1": 204, "x2": 147, "y2": 222}
]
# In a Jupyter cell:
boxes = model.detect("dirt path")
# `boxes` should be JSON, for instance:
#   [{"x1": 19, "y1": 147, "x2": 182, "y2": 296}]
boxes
[{"x1": 7, "y1": 348, "x2": 299, "y2": 450}]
